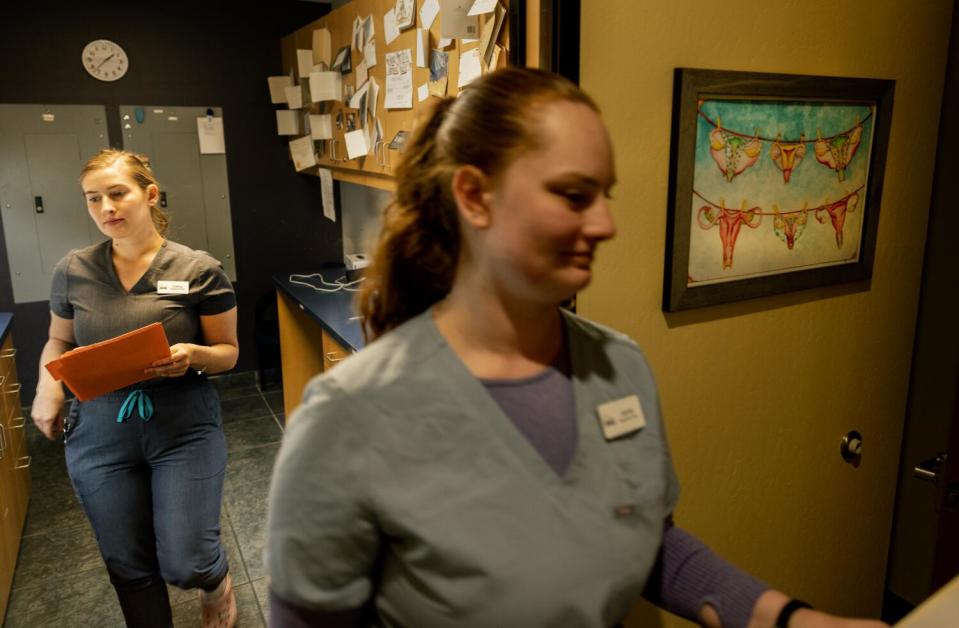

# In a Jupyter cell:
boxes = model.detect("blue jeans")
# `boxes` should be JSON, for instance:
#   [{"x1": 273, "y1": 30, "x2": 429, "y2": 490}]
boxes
[{"x1": 65, "y1": 375, "x2": 228, "y2": 627}]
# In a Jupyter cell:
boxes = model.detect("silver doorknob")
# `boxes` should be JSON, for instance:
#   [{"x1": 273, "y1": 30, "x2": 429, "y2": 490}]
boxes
[
  {"x1": 841, "y1": 430, "x2": 864, "y2": 462},
  {"x1": 914, "y1": 453, "x2": 947, "y2": 484}
]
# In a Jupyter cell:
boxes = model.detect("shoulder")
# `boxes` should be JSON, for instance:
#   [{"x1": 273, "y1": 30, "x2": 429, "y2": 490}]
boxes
[
  {"x1": 562, "y1": 309, "x2": 658, "y2": 385},
  {"x1": 162, "y1": 240, "x2": 226, "y2": 272},
  {"x1": 53, "y1": 240, "x2": 109, "y2": 274},
  {"x1": 563, "y1": 309, "x2": 647, "y2": 358}
]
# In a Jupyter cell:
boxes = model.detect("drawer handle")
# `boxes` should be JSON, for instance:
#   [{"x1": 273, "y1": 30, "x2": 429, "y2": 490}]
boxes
[
  {"x1": 325, "y1": 351, "x2": 347, "y2": 363},
  {"x1": 0, "y1": 348, "x2": 15, "y2": 358},
  {"x1": 4, "y1": 382, "x2": 21, "y2": 394},
  {"x1": 11, "y1": 416, "x2": 25, "y2": 429},
  {"x1": 0, "y1": 375, "x2": 4, "y2": 386},
  {"x1": 0, "y1": 424, "x2": 6, "y2": 459},
  {"x1": 14, "y1": 455, "x2": 31, "y2": 470}
]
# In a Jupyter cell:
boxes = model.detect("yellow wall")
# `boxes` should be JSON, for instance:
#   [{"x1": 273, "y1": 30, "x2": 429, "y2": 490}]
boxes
[{"x1": 580, "y1": 1, "x2": 954, "y2": 625}]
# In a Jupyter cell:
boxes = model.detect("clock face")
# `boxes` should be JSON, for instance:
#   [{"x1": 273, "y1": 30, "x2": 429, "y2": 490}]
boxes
[{"x1": 82, "y1": 39, "x2": 128, "y2": 82}]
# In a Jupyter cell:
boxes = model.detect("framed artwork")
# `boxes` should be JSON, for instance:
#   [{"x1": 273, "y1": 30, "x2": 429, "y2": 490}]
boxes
[{"x1": 663, "y1": 68, "x2": 895, "y2": 311}]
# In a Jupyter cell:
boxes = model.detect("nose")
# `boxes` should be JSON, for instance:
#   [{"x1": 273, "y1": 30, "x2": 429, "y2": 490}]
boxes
[
  {"x1": 100, "y1": 196, "x2": 117, "y2": 214},
  {"x1": 584, "y1": 197, "x2": 617, "y2": 243}
]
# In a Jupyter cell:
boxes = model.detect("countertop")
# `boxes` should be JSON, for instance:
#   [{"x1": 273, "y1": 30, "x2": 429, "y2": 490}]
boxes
[
  {"x1": 0, "y1": 313, "x2": 12, "y2": 346},
  {"x1": 273, "y1": 270, "x2": 365, "y2": 352}
]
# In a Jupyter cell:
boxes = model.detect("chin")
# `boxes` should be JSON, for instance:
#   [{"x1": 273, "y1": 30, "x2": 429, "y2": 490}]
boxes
[{"x1": 544, "y1": 271, "x2": 592, "y2": 304}]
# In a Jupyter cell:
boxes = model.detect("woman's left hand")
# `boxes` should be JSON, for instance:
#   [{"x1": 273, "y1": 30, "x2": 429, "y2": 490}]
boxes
[{"x1": 146, "y1": 343, "x2": 196, "y2": 378}]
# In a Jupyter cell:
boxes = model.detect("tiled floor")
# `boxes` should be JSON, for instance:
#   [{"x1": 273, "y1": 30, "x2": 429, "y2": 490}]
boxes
[{"x1": 3, "y1": 372, "x2": 285, "y2": 627}]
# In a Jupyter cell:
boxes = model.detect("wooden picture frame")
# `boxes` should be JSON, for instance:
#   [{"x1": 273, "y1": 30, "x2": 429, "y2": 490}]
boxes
[{"x1": 663, "y1": 68, "x2": 895, "y2": 311}]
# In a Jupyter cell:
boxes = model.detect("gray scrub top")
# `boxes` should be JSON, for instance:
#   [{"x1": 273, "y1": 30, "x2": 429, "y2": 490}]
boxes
[
  {"x1": 50, "y1": 239, "x2": 235, "y2": 346},
  {"x1": 268, "y1": 308, "x2": 680, "y2": 628}
]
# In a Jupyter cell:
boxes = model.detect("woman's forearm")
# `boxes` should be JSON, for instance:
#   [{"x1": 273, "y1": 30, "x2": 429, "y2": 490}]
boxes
[
  {"x1": 35, "y1": 337, "x2": 74, "y2": 399},
  {"x1": 188, "y1": 342, "x2": 238, "y2": 375}
]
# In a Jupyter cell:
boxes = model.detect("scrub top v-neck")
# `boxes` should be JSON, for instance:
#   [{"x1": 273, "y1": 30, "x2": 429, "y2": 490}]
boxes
[
  {"x1": 268, "y1": 307, "x2": 681, "y2": 628},
  {"x1": 105, "y1": 239, "x2": 166, "y2": 295},
  {"x1": 50, "y1": 239, "x2": 236, "y2": 347}
]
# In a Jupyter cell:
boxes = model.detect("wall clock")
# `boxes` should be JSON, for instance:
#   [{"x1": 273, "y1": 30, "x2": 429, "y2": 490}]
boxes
[{"x1": 82, "y1": 39, "x2": 128, "y2": 82}]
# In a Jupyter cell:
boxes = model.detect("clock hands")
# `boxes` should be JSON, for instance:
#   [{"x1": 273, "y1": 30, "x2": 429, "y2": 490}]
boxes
[{"x1": 96, "y1": 53, "x2": 116, "y2": 70}]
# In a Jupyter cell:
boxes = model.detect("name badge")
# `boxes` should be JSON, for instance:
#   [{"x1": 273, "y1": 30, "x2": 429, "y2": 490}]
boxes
[
  {"x1": 597, "y1": 395, "x2": 646, "y2": 440},
  {"x1": 157, "y1": 280, "x2": 189, "y2": 295}
]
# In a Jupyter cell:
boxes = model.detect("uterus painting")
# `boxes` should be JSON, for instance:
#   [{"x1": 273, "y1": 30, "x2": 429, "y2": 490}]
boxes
[{"x1": 687, "y1": 99, "x2": 875, "y2": 286}]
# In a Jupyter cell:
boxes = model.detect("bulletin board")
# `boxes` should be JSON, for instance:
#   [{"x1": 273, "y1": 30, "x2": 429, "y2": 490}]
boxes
[{"x1": 276, "y1": 0, "x2": 514, "y2": 191}]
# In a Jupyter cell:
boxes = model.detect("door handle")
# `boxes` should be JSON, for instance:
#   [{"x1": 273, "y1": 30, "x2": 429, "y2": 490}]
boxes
[{"x1": 914, "y1": 452, "x2": 947, "y2": 483}]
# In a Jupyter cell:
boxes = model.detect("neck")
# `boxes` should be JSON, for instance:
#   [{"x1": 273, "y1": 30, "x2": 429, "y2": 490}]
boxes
[
  {"x1": 433, "y1": 268, "x2": 564, "y2": 378},
  {"x1": 111, "y1": 230, "x2": 164, "y2": 262}
]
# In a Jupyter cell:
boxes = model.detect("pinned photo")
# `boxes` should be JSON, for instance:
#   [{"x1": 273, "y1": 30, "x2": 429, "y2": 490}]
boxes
[{"x1": 389, "y1": 130, "x2": 409, "y2": 150}]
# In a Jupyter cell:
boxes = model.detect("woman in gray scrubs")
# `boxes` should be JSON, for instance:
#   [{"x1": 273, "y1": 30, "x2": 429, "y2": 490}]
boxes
[
  {"x1": 30, "y1": 149, "x2": 239, "y2": 628},
  {"x1": 267, "y1": 69, "x2": 887, "y2": 628}
]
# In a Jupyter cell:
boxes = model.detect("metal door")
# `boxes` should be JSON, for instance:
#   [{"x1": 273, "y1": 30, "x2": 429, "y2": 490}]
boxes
[
  {"x1": 0, "y1": 104, "x2": 108, "y2": 303},
  {"x1": 119, "y1": 106, "x2": 237, "y2": 280}
]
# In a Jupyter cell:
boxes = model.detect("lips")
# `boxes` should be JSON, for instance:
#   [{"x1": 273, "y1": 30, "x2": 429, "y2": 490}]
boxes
[
  {"x1": 104, "y1": 218, "x2": 124, "y2": 226},
  {"x1": 562, "y1": 251, "x2": 594, "y2": 266}
]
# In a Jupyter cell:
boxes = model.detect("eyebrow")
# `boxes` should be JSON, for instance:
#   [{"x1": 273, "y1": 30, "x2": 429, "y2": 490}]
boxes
[
  {"x1": 83, "y1": 184, "x2": 127, "y2": 196},
  {"x1": 547, "y1": 173, "x2": 617, "y2": 189}
]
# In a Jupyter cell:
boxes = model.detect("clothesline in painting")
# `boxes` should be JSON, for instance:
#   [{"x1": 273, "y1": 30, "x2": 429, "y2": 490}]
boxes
[
  {"x1": 696, "y1": 105, "x2": 873, "y2": 143},
  {"x1": 703, "y1": 110, "x2": 867, "y2": 183},
  {"x1": 692, "y1": 186, "x2": 864, "y2": 268},
  {"x1": 692, "y1": 186, "x2": 863, "y2": 216}
]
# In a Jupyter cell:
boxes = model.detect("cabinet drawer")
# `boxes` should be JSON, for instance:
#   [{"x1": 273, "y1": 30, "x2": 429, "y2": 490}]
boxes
[{"x1": 321, "y1": 328, "x2": 351, "y2": 372}]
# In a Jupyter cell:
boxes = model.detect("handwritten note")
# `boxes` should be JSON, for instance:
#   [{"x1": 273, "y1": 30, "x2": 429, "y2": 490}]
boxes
[
  {"x1": 420, "y1": 0, "x2": 440, "y2": 29},
  {"x1": 289, "y1": 136, "x2": 317, "y2": 171},
  {"x1": 468, "y1": 0, "x2": 498, "y2": 15},
  {"x1": 384, "y1": 8, "x2": 401, "y2": 45},
  {"x1": 385, "y1": 49, "x2": 413, "y2": 109},
  {"x1": 196, "y1": 117, "x2": 225, "y2": 154},
  {"x1": 458, "y1": 47, "x2": 482, "y2": 89},
  {"x1": 319, "y1": 168, "x2": 336, "y2": 222}
]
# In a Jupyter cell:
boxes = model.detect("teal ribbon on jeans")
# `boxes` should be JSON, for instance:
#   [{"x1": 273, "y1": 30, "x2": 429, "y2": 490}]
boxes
[{"x1": 117, "y1": 387, "x2": 154, "y2": 423}]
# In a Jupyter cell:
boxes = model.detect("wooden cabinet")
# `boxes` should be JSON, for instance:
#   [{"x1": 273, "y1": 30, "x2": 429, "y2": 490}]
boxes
[
  {"x1": 0, "y1": 332, "x2": 30, "y2": 620},
  {"x1": 276, "y1": 290, "x2": 355, "y2": 421},
  {"x1": 276, "y1": 290, "x2": 353, "y2": 425}
]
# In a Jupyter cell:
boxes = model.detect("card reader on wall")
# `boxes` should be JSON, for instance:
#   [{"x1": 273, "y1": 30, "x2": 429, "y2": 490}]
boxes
[{"x1": 345, "y1": 253, "x2": 370, "y2": 271}]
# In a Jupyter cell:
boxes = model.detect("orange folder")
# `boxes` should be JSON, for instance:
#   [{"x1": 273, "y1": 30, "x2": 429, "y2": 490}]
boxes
[{"x1": 45, "y1": 322, "x2": 172, "y2": 401}]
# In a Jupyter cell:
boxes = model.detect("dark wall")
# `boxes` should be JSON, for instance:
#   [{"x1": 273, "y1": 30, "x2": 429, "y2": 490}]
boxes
[{"x1": 0, "y1": 1, "x2": 341, "y2": 403}]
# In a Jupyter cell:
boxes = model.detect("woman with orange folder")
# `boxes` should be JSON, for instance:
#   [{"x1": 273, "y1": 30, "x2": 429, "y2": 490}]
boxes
[{"x1": 30, "y1": 149, "x2": 240, "y2": 628}]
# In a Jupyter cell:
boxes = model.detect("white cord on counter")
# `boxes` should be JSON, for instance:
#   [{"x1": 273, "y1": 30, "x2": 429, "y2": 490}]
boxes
[{"x1": 289, "y1": 273, "x2": 365, "y2": 293}]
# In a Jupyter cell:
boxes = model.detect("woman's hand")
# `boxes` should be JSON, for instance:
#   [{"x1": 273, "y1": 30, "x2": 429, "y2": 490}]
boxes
[
  {"x1": 31, "y1": 391, "x2": 65, "y2": 440},
  {"x1": 146, "y1": 343, "x2": 197, "y2": 378}
]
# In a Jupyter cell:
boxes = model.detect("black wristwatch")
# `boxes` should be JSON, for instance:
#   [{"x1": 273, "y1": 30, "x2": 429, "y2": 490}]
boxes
[{"x1": 776, "y1": 599, "x2": 813, "y2": 627}]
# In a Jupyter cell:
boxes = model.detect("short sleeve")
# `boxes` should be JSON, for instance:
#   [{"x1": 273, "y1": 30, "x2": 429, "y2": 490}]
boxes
[
  {"x1": 194, "y1": 256, "x2": 236, "y2": 315},
  {"x1": 50, "y1": 253, "x2": 74, "y2": 319},
  {"x1": 266, "y1": 377, "x2": 380, "y2": 612}
]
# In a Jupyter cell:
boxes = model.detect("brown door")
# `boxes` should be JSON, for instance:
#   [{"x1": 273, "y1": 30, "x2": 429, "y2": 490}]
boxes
[
  {"x1": 884, "y1": 5, "x2": 959, "y2": 616},
  {"x1": 930, "y1": 403, "x2": 958, "y2": 590}
]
